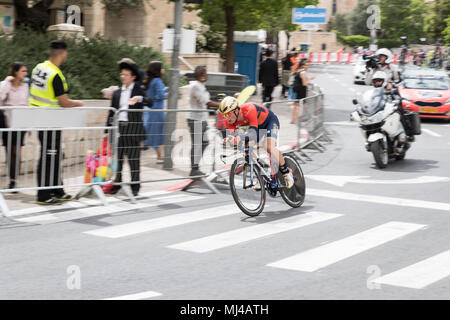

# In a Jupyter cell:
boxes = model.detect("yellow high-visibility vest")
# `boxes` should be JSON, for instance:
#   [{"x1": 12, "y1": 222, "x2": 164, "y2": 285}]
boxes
[{"x1": 29, "y1": 60, "x2": 68, "y2": 107}]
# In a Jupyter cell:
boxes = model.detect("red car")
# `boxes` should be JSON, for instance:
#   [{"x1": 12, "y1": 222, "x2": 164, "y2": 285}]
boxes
[{"x1": 398, "y1": 69, "x2": 450, "y2": 120}]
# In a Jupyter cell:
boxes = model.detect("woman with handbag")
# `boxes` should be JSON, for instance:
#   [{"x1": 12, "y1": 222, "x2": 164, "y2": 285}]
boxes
[
  {"x1": 289, "y1": 59, "x2": 315, "y2": 124},
  {"x1": 0, "y1": 62, "x2": 29, "y2": 192}
]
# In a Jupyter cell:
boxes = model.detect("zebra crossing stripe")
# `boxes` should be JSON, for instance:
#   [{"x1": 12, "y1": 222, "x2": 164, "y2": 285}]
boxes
[
  {"x1": 267, "y1": 221, "x2": 426, "y2": 272},
  {"x1": 167, "y1": 212, "x2": 343, "y2": 253},
  {"x1": 15, "y1": 194, "x2": 204, "y2": 224},
  {"x1": 84, "y1": 204, "x2": 241, "y2": 238},
  {"x1": 104, "y1": 291, "x2": 162, "y2": 300},
  {"x1": 7, "y1": 190, "x2": 171, "y2": 218},
  {"x1": 371, "y1": 249, "x2": 450, "y2": 289},
  {"x1": 307, "y1": 188, "x2": 450, "y2": 212}
]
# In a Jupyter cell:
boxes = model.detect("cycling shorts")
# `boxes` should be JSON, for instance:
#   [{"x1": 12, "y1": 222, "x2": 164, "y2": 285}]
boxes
[{"x1": 253, "y1": 112, "x2": 280, "y2": 142}]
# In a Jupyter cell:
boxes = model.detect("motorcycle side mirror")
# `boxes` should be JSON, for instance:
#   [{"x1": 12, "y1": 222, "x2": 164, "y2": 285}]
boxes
[{"x1": 352, "y1": 99, "x2": 358, "y2": 105}]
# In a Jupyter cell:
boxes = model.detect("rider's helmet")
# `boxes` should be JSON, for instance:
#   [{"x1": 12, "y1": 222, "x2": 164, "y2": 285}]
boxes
[
  {"x1": 219, "y1": 96, "x2": 239, "y2": 115},
  {"x1": 372, "y1": 71, "x2": 387, "y2": 87},
  {"x1": 376, "y1": 48, "x2": 394, "y2": 63}
]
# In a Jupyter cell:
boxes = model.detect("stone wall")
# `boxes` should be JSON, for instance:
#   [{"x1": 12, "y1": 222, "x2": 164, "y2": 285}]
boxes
[
  {"x1": 81, "y1": 0, "x2": 105, "y2": 37},
  {"x1": 290, "y1": 31, "x2": 346, "y2": 52},
  {"x1": 103, "y1": 0, "x2": 201, "y2": 48},
  {"x1": 317, "y1": 0, "x2": 359, "y2": 31}
]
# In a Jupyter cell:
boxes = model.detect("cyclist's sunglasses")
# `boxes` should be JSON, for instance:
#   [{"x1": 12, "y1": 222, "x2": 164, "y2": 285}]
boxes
[{"x1": 223, "y1": 111, "x2": 234, "y2": 119}]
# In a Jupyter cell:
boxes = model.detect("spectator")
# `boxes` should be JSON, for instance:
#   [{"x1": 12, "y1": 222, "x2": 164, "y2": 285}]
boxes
[
  {"x1": 105, "y1": 61, "x2": 153, "y2": 197},
  {"x1": 0, "y1": 62, "x2": 29, "y2": 192},
  {"x1": 118, "y1": 58, "x2": 146, "y2": 87},
  {"x1": 101, "y1": 58, "x2": 144, "y2": 100},
  {"x1": 30, "y1": 40, "x2": 84, "y2": 205},
  {"x1": 187, "y1": 66, "x2": 219, "y2": 177},
  {"x1": 142, "y1": 61, "x2": 168, "y2": 163},
  {"x1": 281, "y1": 52, "x2": 293, "y2": 98},
  {"x1": 290, "y1": 59, "x2": 315, "y2": 124},
  {"x1": 258, "y1": 49, "x2": 279, "y2": 108}
]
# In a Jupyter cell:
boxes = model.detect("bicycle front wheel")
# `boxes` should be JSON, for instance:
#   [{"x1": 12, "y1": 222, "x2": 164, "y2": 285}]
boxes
[
  {"x1": 229, "y1": 158, "x2": 266, "y2": 217},
  {"x1": 278, "y1": 154, "x2": 306, "y2": 208}
]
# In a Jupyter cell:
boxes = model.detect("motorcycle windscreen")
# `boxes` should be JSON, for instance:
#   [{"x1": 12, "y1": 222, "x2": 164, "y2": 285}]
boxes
[{"x1": 360, "y1": 88, "x2": 386, "y2": 116}]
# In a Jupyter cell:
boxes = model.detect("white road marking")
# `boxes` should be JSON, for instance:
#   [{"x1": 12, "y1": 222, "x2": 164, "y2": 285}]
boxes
[
  {"x1": 306, "y1": 175, "x2": 450, "y2": 187},
  {"x1": 84, "y1": 204, "x2": 240, "y2": 238},
  {"x1": 307, "y1": 188, "x2": 450, "y2": 212},
  {"x1": 14, "y1": 194, "x2": 204, "y2": 224},
  {"x1": 372, "y1": 249, "x2": 450, "y2": 289},
  {"x1": 267, "y1": 221, "x2": 426, "y2": 272},
  {"x1": 422, "y1": 128, "x2": 442, "y2": 137},
  {"x1": 104, "y1": 291, "x2": 162, "y2": 300},
  {"x1": 7, "y1": 190, "x2": 171, "y2": 218},
  {"x1": 324, "y1": 121, "x2": 358, "y2": 126},
  {"x1": 168, "y1": 212, "x2": 343, "y2": 253}
]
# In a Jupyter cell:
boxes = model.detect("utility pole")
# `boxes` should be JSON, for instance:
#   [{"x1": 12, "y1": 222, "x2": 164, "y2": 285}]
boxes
[
  {"x1": 163, "y1": 0, "x2": 184, "y2": 170},
  {"x1": 368, "y1": 0, "x2": 379, "y2": 52}
]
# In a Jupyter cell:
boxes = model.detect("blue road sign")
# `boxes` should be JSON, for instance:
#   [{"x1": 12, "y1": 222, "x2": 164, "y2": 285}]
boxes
[{"x1": 292, "y1": 8, "x2": 327, "y2": 24}]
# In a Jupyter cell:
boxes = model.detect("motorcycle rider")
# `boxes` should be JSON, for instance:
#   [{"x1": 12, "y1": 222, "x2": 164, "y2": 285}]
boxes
[
  {"x1": 365, "y1": 48, "x2": 400, "y2": 87},
  {"x1": 370, "y1": 71, "x2": 414, "y2": 142}
]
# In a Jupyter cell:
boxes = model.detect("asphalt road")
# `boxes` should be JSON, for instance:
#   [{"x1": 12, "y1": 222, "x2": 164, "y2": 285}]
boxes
[{"x1": 1, "y1": 64, "x2": 449, "y2": 300}]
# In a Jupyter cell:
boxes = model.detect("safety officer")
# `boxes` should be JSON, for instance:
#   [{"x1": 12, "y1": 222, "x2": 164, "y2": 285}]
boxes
[{"x1": 30, "y1": 40, "x2": 84, "y2": 205}]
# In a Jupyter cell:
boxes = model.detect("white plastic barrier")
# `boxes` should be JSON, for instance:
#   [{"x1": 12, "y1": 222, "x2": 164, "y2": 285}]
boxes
[{"x1": 302, "y1": 52, "x2": 414, "y2": 64}]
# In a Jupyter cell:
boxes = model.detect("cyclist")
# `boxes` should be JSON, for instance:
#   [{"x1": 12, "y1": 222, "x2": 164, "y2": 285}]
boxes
[{"x1": 219, "y1": 96, "x2": 294, "y2": 188}]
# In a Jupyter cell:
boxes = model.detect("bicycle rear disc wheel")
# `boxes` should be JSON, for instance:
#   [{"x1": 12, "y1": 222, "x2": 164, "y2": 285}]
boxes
[
  {"x1": 230, "y1": 158, "x2": 266, "y2": 217},
  {"x1": 278, "y1": 155, "x2": 306, "y2": 208}
]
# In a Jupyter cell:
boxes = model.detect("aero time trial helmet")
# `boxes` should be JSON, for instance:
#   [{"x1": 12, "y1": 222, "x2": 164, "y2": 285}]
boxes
[{"x1": 219, "y1": 96, "x2": 239, "y2": 115}]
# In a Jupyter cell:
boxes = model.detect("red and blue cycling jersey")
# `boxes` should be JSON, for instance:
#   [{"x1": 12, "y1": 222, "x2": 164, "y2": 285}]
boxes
[{"x1": 225, "y1": 103, "x2": 280, "y2": 142}]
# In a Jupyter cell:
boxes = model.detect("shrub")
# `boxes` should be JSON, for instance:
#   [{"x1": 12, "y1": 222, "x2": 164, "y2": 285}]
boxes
[
  {"x1": 377, "y1": 39, "x2": 402, "y2": 49},
  {"x1": 333, "y1": 30, "x2": 370, "y2": 47},
  {"x1": 0, "y1": 28, "x2": 166, "y2": 99}
]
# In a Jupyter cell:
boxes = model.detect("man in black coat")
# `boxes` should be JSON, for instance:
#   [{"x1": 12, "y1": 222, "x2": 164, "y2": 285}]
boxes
[
  {"x1": 258, "y1": 49, "x2": 279, "y2": 108},
  {"x1": 105, "y1": 61, "x2": 153, "y2": 196}
]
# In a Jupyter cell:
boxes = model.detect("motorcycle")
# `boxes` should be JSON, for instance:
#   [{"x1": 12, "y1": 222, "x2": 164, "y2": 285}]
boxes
[{"x1": 350, "y1": 88, "x2": 418, "y2": 169}]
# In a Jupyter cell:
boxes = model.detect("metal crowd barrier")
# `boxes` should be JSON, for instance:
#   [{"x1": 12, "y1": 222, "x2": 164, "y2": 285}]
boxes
[
  {"x1": 0, "y1": 87, "x2": 328, "y2": 217},
  {"x1": 0, "y1": 106, "x2": 116, "y2": 216},
  {"x1": 111, "y1": 108, "x2": 226, "y2": 196},
  {"x1": 262, "y1": 84, "x2": 330, "y2": 163}
]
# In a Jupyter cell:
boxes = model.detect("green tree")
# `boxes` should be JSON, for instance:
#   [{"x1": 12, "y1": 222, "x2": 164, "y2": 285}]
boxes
[
  {"x1": 328, "y1": 13, "x2": 349, "y2": 35},
  {"x1": 424, "y1": 0, "x2": 450, "y2": 42},
  {"x1": 347, "y1": 0, "x2": 374, "y2": 37},
  {"x1": 379, "y1": 0, "x2": 427, "y2": 43},
  {"x1": 444, "y1": 17, "x2": 450, "y2": 46},
  {"x1": 187, "y1": 0, "x2": 316, "y2": 73}
]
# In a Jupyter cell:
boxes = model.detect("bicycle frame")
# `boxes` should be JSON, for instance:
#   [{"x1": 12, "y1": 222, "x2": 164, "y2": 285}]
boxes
[{"x1": 242, "y1": 142, "x2": 284, "y2": 191}]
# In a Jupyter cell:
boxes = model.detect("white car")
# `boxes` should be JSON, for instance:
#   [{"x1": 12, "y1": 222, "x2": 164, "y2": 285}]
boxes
[{"x1": 353, "y1": 58, "x2": 368, "y2": 84}]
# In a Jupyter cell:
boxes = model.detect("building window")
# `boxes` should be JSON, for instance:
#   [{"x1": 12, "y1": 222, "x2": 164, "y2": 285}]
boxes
[
  {"x1": 322, "y1": 43, "x2": 327, "y2": 51},
  {"x1": 332, "y1": 0, "x2": 337, "y2": 15}
]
